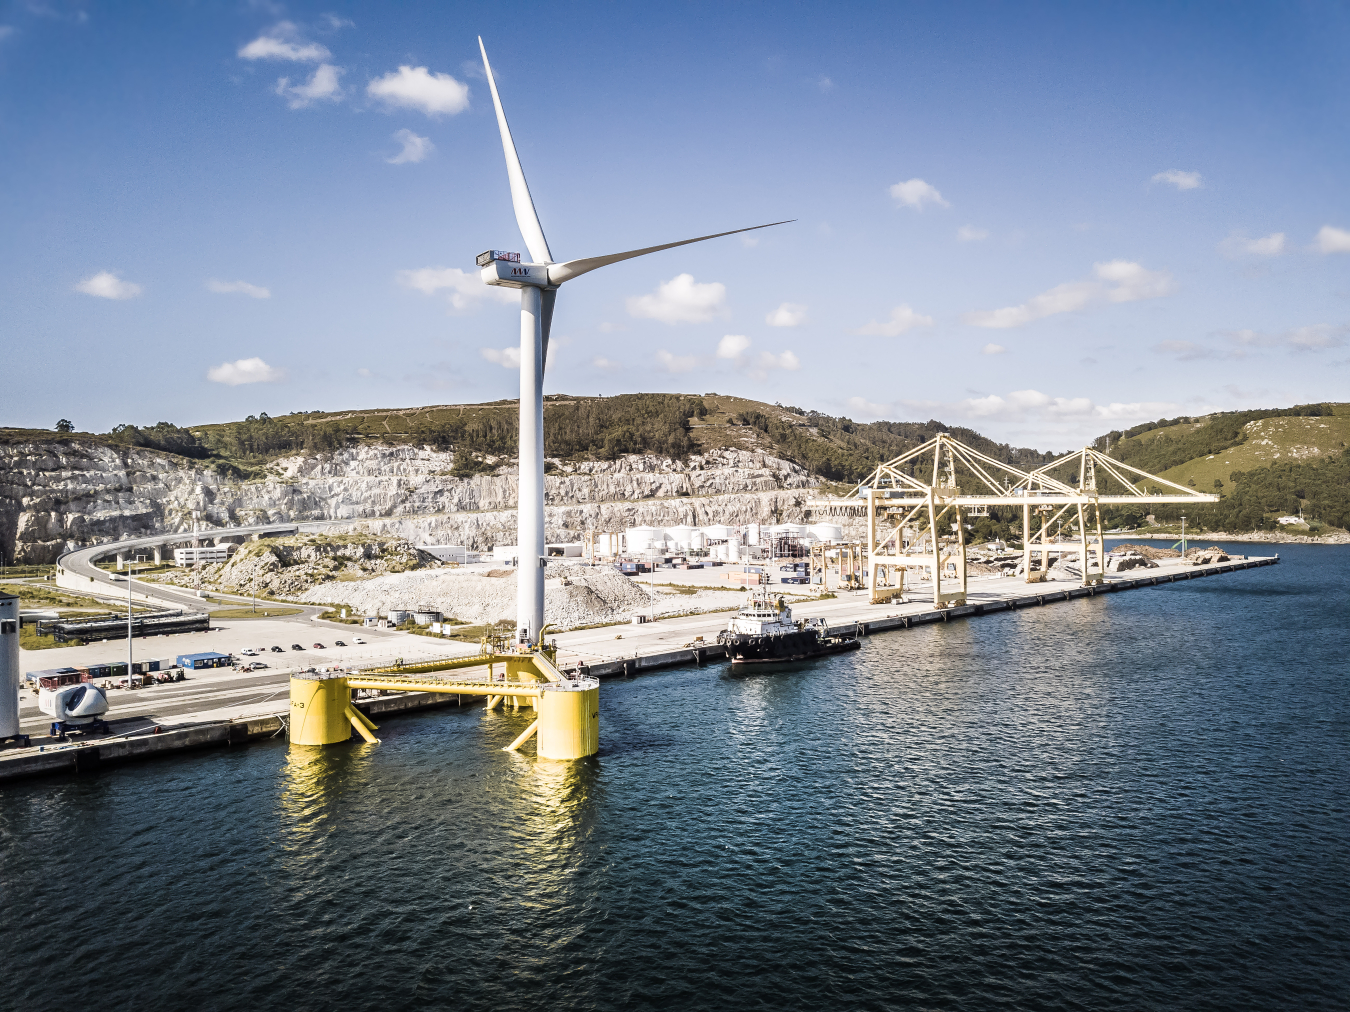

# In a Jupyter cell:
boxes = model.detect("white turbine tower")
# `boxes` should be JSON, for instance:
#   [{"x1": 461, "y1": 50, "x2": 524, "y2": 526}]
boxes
[{"x1": 476, "y1": 38, "x2": 790, "y2": 647}]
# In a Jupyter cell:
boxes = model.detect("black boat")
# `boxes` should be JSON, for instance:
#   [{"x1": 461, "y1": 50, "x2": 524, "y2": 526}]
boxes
[{"x1": 717, "y1": 587, "x2": 860, "y2": 665}]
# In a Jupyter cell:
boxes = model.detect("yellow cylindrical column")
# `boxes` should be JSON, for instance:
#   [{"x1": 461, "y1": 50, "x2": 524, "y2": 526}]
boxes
[
  {"x1": 536, "y1": 679, "x2": 599, "y2": 760},
  {"x1": 289, "y1": 674, "x2": 353, "y2": 745}
]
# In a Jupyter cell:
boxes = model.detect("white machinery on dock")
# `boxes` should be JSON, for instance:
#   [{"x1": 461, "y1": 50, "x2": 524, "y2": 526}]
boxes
[{"x1": 38, "y1": 682, "x2": 110, "y2": 738}]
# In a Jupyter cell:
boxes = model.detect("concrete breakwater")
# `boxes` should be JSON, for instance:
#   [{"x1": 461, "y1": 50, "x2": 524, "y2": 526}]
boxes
[{"x1": 0, "y1": 555, "x2": 1279, "y2": 783}]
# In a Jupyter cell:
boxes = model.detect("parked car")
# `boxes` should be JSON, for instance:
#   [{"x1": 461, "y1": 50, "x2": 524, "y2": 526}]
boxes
[
  {"x1": 291, "y1": 643, "x2": 304, "y2": 651},
  {"x1": 312, "y1": 643, "x2": 325, "y2": 650},
  {"x1": 353, "y1": 636, "x2": 366, "y2": 644},
  {"x1": 271, "y1": 645, "x2": 284, "y2": 653},
  {"x1": 240, "y1": 648, "x2": 258, "y2": 656},
  {"x1": 246, "y1": 661, "x2": 269, "y2": 671},
  {"x1": 334, "y1": 640, "x2": 346, "y2": 647}
]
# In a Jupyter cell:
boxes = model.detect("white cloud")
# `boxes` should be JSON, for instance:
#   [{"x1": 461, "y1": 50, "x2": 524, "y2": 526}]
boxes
[
  {"x1": 717, "y1": 334, "x2": 751, "y2": 360},
  {"x1": 1286, "y1": 324, "x2": 1347, "y2": 351},
  {"x1": 889, "y1": 178, "x2": 949, "y2": 210},
  {"x1": 397, "y1": 266, "x2": 517, "y2": 311},
  {"x1": 656, "y1": 350, "x2": 699, "y2": 373},
  {"x1": 627, "y1": 273, "x2": 727, "y2": 324},
  {"x1": 1157, "y1": 323, "x2": 1348, "y2": 360},
  {"x1": 357, "y1": 367, "x2": 373, "y2": 377},
  {"x1": 1151, "y1": 169, "x2": 1202, "y2": 190},
  {"x1": 954, "y1": 389, "x2": 1174, "y2": 424},
  {"x1": 75, "y1": 271, "x2": 141, "y2": 300},
  {"x1": 1218, "y1": 231, "x2": 1286, "y2": 258},
  {"x1": 1095, "y1": 260, "x2": 1177, "y2": 302},
  {"x1": 367, "y1": 66, "x2": 470, "y2": 116},
  {"x1": 238, "y1": 23, "x2": 331, "y2": 62},
  {"x1": 981, "y1": 343, "x2": 1005, "y2": 355},
  {"x1": 0, "y1": 25, "x2": 14, "y2": 40},
  {"x1": 816, "y1": 75, "x2": 834, "y2": 92},
  {"x1": 322, "y1": 14, "x2": 355, "y2": 30},
  {"x1": 481, "y1": 347, "x2": 521, "y2": 368},
  {"x1": 765, "y1": 302, "x2": 806, "y2": 327},
  {"x1": 207, "y1": 278, "x2": 270, "y2": 299},
  {"x1": 1314, "y1": 225, "x2": 1350, "y2": 253},
  {"x1": 592, "y1": 356, "x2": 622, "y2": 371},
  {"x1": 387, "y1": 128, "x2": 433, "y2": 164},
  {"x1": 275, "y1": 63, "x2": 342, "y2": 109},
  {"x1": 848, "y1": 390, "x2": 1191, "y2": 445},
  {"x1": 964, "y1": 260, "x2": 1175, "y2": 328},
  {"x1": 752, "y1": 350, "x2": 800, "y2": 378},
  {"x1": 846, "y1": 396, "x2": 893, "y2": 418},
  {"x1": 957, "y1": 225, "x2": 989, "y2": 242},
  {"x1": 1152, "y1": 339, "x2": 1222, "y2": 362},
  {"x1": 207, "y1": 357, "x2": 284, "y2": 385},
  {"x1": 856, "y1": 304, "x2": 934, "y2": 336}
]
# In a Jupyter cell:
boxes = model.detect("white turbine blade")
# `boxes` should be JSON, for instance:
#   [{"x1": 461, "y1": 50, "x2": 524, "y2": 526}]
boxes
[
  {"x1": 479, "y1": 37, "x2": 553, "y2": 264},
  {"x1": 546, "y1": 220, "x2": 793, "y2": 285}
]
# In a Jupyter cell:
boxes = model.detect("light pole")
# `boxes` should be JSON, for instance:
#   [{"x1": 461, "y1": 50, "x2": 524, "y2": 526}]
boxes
[
  {"x1": 126, "y1": 554, "x2": 144, "y2": 686},
  {"x1": 1180, "y1": 515, "x2": 1187, "y2": 558}
]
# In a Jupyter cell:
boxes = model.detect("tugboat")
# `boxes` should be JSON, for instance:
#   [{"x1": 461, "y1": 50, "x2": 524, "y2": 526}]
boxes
[{"x1": 717, "y1": 586, "x2": 860, "y2": 665}]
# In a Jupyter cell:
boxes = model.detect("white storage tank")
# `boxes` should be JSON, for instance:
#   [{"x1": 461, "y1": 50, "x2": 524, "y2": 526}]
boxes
[
  {"x1": 665, "y1": 525, "x2": 698, "y2": 550},
  {"x1": 387, "y1": 610, "x2": 414, "y2": 625},
  {"x1": 701, "y1": 524, "x2": 737, "y2": 543},
  {"x1": 809, "y1": 522, "x2": 844, "y2": 543},
  {"x1": 744, "y1": 523, "x2": 761, "y2": 546},
  {"x1": 0, "y1": 592, "x2": 18, "y2": 741},
  {"x1": 625, "y1": 526, "x2": 667, "y2": 553}
]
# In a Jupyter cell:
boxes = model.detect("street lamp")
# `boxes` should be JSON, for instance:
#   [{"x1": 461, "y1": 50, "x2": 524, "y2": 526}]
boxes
[{"x1": 126, "y1": 553, "x2": 145, "y2": 687}]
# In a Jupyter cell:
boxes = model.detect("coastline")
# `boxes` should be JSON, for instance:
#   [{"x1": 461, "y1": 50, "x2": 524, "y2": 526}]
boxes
[{"x1": 1109, "y1": 531, "x2": 1350, "y2": 545}]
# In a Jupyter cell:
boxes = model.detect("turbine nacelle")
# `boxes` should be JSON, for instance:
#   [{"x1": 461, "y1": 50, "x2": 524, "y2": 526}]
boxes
[{"x1": 480, "y1": 258, "x2": 553, "y2": 290}]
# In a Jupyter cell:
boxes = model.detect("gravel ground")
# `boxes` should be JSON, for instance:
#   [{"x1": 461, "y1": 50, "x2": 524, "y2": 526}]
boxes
[{"x1": 298, "y1": 563, "x2": 748, "y2": 629}]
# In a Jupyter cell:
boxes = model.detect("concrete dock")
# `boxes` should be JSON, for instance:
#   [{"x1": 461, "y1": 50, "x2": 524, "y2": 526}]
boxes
[{"x1": 0, "y1": 552, "x2": 1278, "y2": 782}]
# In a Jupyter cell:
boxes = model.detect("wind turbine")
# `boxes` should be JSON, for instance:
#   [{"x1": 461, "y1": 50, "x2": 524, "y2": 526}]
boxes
[{"x1": 476, "y1": 38, "x2": 790, "y2": 647}]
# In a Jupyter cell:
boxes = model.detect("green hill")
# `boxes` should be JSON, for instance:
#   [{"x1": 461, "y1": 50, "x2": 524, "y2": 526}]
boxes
[
  {"x1": 1100, "y1": 403, "x2": 1350, "y2": 532},
  {"x1": 65, "y1": 393, "x2": 1057, "y2": 486}
]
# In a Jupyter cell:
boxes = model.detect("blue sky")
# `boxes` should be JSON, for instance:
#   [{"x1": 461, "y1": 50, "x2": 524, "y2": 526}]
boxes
[{"x1": 2, "y1": 1, "x2": 1347, "y2": 449}]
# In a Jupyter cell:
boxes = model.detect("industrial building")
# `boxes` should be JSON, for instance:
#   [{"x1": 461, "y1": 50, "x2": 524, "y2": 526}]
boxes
[
  {"x1": 176, "y1": 652, "x2": 232, "y2": 670},
  {"x1": 416, "y1": 545, "x2": 481, "y2": 564},
  {"x1": 173, "y1": 545, "x2": 238, "y2": 566},
  {"x1": 617, "y1": 522, "x2": 843, "y2": 561}
]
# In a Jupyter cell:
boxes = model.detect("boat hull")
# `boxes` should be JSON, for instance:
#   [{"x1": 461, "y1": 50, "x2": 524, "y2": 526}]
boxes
[{"x1": 722, "y1": 630, "x2": 860, "y2": 665}]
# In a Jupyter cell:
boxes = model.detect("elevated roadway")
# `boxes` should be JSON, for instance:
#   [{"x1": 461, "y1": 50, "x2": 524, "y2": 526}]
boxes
[{"x1": 55, "y1": 520, "x2": 352, "y2": 612}]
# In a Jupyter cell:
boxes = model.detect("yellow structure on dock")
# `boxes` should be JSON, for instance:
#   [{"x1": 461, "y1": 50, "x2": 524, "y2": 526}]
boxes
[{"x1": 288, "y1": 648, "x2": 599, "y2": 759}]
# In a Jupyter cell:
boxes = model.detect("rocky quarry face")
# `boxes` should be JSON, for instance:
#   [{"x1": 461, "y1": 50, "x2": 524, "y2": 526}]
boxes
[{"x1": 0, "y1": 440, "x2": 824, "y2": 563}]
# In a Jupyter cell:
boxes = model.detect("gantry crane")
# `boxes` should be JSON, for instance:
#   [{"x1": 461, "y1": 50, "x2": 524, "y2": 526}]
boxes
[{"x1": 806, "y1": 433, "x2": 1217, "y2": 607}]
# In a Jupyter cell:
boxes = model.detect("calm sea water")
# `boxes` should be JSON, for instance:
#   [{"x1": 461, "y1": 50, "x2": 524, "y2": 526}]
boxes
[{"x1": 3, "y1": 542, "x2": 1347, "y2": 1011}]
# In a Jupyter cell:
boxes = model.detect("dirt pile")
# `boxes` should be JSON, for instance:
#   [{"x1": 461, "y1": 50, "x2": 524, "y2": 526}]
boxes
[{"x1": 298, "y1": 562, "x2": 747, "y2": 630}]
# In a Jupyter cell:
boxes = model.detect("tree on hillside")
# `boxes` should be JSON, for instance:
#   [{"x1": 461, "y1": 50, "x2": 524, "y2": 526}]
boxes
[{"x1": 55, "y1": 419, "x2": 73, "y2": 433}]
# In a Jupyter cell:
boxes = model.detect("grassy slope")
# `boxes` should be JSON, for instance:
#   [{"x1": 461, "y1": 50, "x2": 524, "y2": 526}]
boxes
[
  {"x1": 1109, "y1": 407, "x2": 1350, "y2": 487},
  {"x1": 1150, "y1": 415, "x2": 1350, "y2": 491}
]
